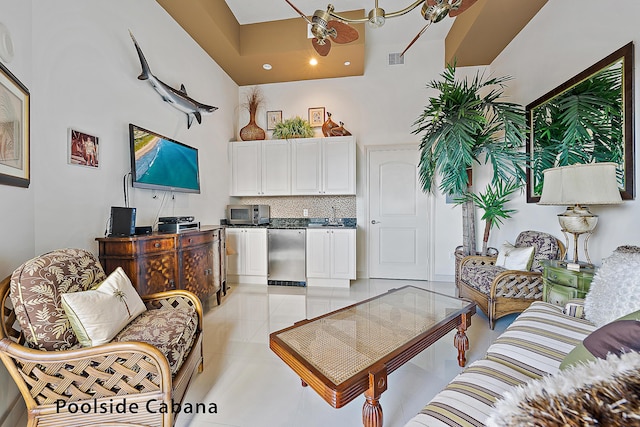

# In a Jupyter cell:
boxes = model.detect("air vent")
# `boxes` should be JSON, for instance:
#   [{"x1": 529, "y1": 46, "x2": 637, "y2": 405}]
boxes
[{"x1": 388, "y1": 52, "x2": 405, "y2": 66}]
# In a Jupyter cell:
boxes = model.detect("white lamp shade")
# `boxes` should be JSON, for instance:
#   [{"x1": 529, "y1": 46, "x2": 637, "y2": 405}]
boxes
[{"x1": 538, "y1": 162, "x2": 623, "y2": 206}]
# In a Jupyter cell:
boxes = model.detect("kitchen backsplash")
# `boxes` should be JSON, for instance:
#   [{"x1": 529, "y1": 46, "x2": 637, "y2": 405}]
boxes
[{"x1": 234, "y1": 196, "x2": 356, "y2": 218}]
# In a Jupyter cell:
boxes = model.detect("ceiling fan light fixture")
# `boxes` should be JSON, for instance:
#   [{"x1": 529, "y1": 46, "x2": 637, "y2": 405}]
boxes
[
  {"x1": 422, "y1": 1, "x2": 451, "y2": 23},
  {"x1": 367, "y1": 7, "x2": 386, "y2": 28}
]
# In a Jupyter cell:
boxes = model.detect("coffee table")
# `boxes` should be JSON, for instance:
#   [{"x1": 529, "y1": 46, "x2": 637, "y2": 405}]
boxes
[{"x1": 269, "y1": 286, "x2": 476, "y2": 427}]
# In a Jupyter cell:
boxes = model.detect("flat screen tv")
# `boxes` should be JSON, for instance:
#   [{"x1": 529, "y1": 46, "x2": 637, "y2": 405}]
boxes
[{"x1": 129, "y1": 124, "x2": 201, "y2": 194}]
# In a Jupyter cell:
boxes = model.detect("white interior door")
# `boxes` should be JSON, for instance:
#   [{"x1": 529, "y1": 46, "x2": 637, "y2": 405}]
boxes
[{"x1": 368, "y1": 146, "x2": 430, "y2": 280}]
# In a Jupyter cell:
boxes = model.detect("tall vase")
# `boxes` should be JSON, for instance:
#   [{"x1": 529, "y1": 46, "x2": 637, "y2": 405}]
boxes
[{"x1": 240, "y1": 107, "x2": 265, "y2": 141}]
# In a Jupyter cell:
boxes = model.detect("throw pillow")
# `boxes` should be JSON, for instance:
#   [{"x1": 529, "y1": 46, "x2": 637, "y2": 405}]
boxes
[
  {"x1": 584, "y1": 245, "x2": 640, "y2": 327},
  {"x1": 495, "y1": 242, "x2": 535, "y2": 271},
  {"x1": 560, "y1": 309, "x2": 640, "y2": 370},
  {"x1": 487, "y1": 351, "x2": 640, "y2": 427},
  {"x1": 61, "y1": 267, "x2": 146, "y2": 347}
]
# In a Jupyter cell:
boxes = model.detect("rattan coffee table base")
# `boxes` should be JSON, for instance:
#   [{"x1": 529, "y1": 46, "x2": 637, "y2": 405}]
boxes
[{"x1": 270, "y1": 286, "x2": 475, "y2": 427}]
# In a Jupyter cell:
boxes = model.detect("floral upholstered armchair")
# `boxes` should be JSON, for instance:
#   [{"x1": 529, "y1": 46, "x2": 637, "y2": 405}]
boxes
[
  {"x1": 0, "y1": 248, "x2": 203, "y2": 427},
  {"x1": 457, "y1": 231, "x2": 565, "y2": 329}
]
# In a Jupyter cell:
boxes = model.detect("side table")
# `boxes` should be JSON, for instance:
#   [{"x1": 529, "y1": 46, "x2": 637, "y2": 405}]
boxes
[{"x1": 542, "y1": 260, "x2": 595, "y2": 306}]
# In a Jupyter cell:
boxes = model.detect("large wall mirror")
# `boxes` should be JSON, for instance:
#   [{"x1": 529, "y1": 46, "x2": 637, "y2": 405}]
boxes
[{"x1": 526, "y1": 42, "x2": 634, "y2": 202}]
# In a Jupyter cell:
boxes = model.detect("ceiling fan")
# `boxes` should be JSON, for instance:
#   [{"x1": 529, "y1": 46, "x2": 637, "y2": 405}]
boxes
[
  {"x1": 284, "y1": 0, "x2": 478, "y2": 57},
  {"x1": 284, "y1": 0, "x2": 359, "y2": 56}
]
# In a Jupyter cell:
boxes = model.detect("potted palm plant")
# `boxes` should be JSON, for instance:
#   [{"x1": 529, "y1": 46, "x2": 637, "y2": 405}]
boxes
[
  {"x1": 456, "y1": 179, "x2": 520, "y2": 256},
  {"x1": 413, "y1": 63, "x2": 527, "y2": 257}
]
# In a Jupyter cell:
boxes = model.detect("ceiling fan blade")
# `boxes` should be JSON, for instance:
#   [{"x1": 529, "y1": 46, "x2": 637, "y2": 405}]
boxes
[
  {"x1": 327, "y1": 20, "x2": 359, "y2": 44},
  {"x1": 449, "y1": 0, "x2": 479, "y2": 17},
  {"x1": 284, "y1": 0, "x2": 313, "y2": 25},
  {"x1": 312, "y1": 38, "x2": 331, "y2": 56},
  {"x1": 400, "y1": 22, "x2": 431, "y2": 57}
]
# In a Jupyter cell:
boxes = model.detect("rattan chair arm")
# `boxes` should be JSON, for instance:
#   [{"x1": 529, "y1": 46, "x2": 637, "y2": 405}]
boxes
[
  {"x1": 489, "y1": 270, "x2": 543, "y2": 299},
  {"x1": 0, "y1": 338, "x2": 173, "y2": 408},
  {"x1": 142, "y1": 289, "x2": 204, "y2": 330}
]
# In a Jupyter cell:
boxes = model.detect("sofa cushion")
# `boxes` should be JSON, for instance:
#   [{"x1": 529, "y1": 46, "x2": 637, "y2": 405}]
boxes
[
  {"x1": 514, "y1": 230, "x2": 560, "y2": 272},
  {"x1": 487, "y1": 351, "x2": 640, "y2": 427},
  {"x1": 560, "y1": 309, "x2": 640, "y2": 370},
  {"x1": 61, "y1": 267, "x2": 147, "y2": 347},
  {"x1": 404, "y1": 359, "x2": 532, "y2": 427},
  {"x1": 461, "y1": 264, "x2": 507, "y2": 295},
  {"x1": 584, "y1": 245, "x2": 640, "y2": 327},
  {"x1": 486, "y1": 301, "x2": 596, "y2": 377},
  {"x1": 112, "y1": 305, "x2": 199, "y2": 376},
  {"x1": 495, "y1": 242, "x2": 534, "y2": 271},
  {"x1": 9, "y1": 248, "x2": 107, "y2": 351}
]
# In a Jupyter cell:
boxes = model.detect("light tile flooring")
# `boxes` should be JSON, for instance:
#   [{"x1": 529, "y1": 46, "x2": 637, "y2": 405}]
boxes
[{"x1": 175, "y1": 279, "x2": 516, "y2": 427}]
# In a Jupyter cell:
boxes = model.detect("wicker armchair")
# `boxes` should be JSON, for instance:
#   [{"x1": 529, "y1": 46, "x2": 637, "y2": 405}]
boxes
[
  {"x1": 457, "y1": 231, "x2": 565, "y2": 329},
  {"x1": 0, "y1": 249, "x2": 203, "y2": 427}
]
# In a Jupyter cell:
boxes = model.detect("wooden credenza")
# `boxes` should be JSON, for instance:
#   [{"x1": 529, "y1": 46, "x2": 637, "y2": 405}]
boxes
[{"x1": 96, "y1": 226, "x2": 226, "y2": 308}]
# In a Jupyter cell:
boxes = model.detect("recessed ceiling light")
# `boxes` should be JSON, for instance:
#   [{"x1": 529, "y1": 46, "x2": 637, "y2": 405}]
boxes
[
  {"x1": 262, "y1": 63, "x2": 272, "y2": 70},
  {"x1": 344, "y1": 61, "x2": 351, "y2": 66},
  {"x1": 309, "y1": 58, "x2": 318, "y2": 66}
]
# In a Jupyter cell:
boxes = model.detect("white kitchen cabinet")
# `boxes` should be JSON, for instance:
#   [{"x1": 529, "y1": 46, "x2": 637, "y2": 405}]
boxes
[
  {"x1": 306, "y1": 228, "x2": 356, "y2": 287},
  {"x1": 291, "y1": 136, "x2": 355, "y2": 195},
  {"x1": 226, "y1": 227, "x2": 268, "y2": 284},
  {"x1": 230, "y1": 140, "x2": 290, "y2": 196}
]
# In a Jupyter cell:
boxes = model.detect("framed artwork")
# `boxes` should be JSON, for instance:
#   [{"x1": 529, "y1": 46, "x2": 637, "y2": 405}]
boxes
[
  {"x1": 68, "y1": 128, "x2": 100, "y2": 168},
  {"x1": 0, "y1": 61, "x2": 30, "y2": 188},
  {"x1": 526, "y1": 42, "x2": 634, "y2": 202},
  {"x1": 308, "y1": 107, "x2": 325, "y2": 127},
  {"x1": 266, "y1": 110, "x2": 282, "y2": 130}
]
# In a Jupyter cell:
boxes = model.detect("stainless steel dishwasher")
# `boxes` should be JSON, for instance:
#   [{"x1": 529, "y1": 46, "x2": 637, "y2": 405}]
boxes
[{"x1": 268, "y1": 228, "x2": 306, "y2": 286}]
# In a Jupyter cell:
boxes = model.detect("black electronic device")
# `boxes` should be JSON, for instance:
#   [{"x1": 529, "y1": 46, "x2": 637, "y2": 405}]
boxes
[
  {"x1": 129, "y1": 124, "x2": 201, "y2": 194},
  {"x1": 110, "y1": 207, "x2": 136, "y2": 237},
  {"x1": 158, "y1": 222, "x2": 200, "y2": 233},
  {"x1": 134, "y1": 226, "x2": 153, "y2": 235},
  {"x1": 159, "y1": 216, "x2": 195, "y2": 224}
]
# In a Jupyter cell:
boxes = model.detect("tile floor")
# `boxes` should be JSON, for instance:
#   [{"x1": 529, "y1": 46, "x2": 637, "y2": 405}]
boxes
[{"x1": 174, "y1": 279, "x2": 516, "y2": 427}]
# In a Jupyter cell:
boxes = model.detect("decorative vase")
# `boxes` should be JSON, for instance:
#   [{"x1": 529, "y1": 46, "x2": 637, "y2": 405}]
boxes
[
  {"x1": 322, "y1": 112, "x2": 338, "y2": 137},
  {"x1": 240, "y1": 107, "x2": 265, "y2": 141}
]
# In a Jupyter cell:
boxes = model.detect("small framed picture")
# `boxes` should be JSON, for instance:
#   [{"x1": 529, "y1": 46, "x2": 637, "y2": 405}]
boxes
[
  {"x1": 68, "y1": 128, "x2": 99, "y2": 168},
  {"x1": 266, "y1": 110, "x2": 282, "y2": 130},
  {"x1": 308, "y1": 107, "x2": 325, "y2": 127}
]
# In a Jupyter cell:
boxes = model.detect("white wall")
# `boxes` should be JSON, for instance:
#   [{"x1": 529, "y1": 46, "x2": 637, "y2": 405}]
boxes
[
  {"x1": 30, "y1": 1, "x2": 236, "y2": 255},
  {"x1": 0, "y1": 0, "x2": 237, "y2": 424},
  {"x1": 489, "y1": 0, "x2": 640, "y2": 263}
]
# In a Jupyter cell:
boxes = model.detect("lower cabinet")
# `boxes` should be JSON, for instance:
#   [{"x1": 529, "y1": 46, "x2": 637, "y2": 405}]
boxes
[
  {"x1": 96, "y1": 227, "x2": 225, "y2": 308},
  {"x1": 306, "y1": 228, "x2": 356, "y2": 287},
  {"x1": 226, "y1": 227, "x2": 268, "y2": 284}
]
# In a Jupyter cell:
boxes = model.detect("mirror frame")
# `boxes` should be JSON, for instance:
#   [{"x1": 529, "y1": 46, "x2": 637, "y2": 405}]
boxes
[{"x1": 525, "y1": 42, "x2": 634, "y2": 203}]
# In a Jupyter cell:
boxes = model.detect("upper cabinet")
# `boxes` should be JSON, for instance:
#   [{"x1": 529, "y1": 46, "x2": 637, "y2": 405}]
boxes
[
  {"x1": 230, "y1": 140, "x2": 291, "y2": 196},
  {"x1": 230, "y1": 136, "x2": 355, "y2": 197}
]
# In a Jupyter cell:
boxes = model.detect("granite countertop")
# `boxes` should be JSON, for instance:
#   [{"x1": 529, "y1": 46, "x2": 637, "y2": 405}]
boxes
[{"x1": 225, "y1": 218, "x2": 357, "y2": 229}]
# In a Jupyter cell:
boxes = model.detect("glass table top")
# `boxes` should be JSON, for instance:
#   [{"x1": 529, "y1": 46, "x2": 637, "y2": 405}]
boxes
[{"x1": 272, "y1": 286, "x2": 474, "y2": 385}]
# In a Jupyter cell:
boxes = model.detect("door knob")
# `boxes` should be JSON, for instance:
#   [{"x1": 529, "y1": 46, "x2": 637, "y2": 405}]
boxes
[{"x1": 371, "y1": 220, "x2": 381, "y2": 224}]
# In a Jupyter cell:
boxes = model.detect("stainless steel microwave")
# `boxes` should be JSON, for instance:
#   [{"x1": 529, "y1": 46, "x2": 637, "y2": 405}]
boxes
[{"x1": 226, "y1": 205, "x2": 270, "y2": 225}]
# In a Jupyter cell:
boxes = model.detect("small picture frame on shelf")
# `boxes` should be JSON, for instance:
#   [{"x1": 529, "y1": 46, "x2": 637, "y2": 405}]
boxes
[
  {"x1": 308, "y1": 107, "x2": 325, "y2": 127},
  {"x1": 68, "y1": 128, "x2": 99, "y2": 168},
  {"x1": 266, "y1": 110, "x2": 282, "y2": 130}
]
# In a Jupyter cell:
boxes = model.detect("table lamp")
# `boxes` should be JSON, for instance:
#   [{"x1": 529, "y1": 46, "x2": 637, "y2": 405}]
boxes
[{"x1": 538, "y1": 162, "x2": 622, "y2": 265}]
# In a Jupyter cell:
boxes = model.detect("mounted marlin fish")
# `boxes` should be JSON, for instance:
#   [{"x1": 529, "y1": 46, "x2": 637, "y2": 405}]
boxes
[{"x1": 129, "y1": 31, "x2": 217, "y2": 128}]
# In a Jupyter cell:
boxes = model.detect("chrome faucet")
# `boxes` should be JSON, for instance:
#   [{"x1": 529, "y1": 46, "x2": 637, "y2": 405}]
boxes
[{"x1": 328, "y1": 206, "x2": 341, "y2": 225}]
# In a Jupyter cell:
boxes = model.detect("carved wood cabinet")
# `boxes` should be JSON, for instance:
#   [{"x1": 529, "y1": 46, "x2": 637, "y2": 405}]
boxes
[{"x1": 96, "y1": 226, "x2": 226, "y2": 308}]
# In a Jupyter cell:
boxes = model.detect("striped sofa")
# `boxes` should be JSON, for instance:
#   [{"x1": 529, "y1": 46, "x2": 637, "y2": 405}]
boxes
[{"x1": 404, "y1": 301, "x2": 596, "y2": 427}]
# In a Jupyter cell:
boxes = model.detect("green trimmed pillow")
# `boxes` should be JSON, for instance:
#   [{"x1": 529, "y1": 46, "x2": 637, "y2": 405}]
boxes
[
  {"x1": 495, "y1": 242, "x2": 535, "y2": 271},
  {"x1": 61, "y1": 267, "x2": 146, "y2": 347},
  {"x1": 560, "y1": 309, "x2": 640, "y2": 370}
]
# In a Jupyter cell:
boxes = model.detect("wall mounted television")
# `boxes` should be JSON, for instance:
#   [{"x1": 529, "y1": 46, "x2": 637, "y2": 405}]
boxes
[{"x1": 129, "y1": 124, "x2": 201, "y2": 194}]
